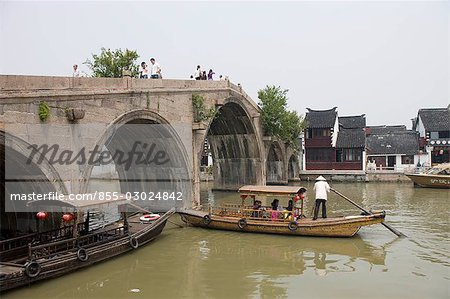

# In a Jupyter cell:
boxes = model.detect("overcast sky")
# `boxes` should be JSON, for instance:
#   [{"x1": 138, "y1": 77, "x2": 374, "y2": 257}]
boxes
[{"x1": 1, "y1": 1, "x2": 448, "y2": 127}]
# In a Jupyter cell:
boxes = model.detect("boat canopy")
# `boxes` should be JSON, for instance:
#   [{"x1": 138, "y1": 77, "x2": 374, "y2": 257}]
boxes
[
  {"x1": 26, "y1": 193, "x2": 128, "y2": 211},
  {"x1": 238, "y1": 185, "x2": 306, "y2": 196}
]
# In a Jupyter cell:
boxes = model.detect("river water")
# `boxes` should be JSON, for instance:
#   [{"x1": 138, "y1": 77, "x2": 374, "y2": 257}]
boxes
[{"x1": 3, "y1": 182, "x2": 449, "y2": 299}]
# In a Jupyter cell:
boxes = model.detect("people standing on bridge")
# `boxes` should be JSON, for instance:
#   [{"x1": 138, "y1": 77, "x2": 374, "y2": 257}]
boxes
[
  {"x1": 149, "y1": 58, "x2": 162, "y2": 79},
  {"x1": 194, "y1": 65, "x2": 201, "y2": 80},
  {"x1": 72, "y1": 64, "x2": 80, "y2": 77},
  {"x1": 201, "y1": 71, "x2": 207, "y2": 80},
  {"x1": 207, "y1": 69, "x2": 215, "y2": 80},
  {"x1": 312, "y1": 176, "x2": 330, "y2": 220},
  {"x1": 139, "y1": 62, "x2": 149, "y2": 79}
]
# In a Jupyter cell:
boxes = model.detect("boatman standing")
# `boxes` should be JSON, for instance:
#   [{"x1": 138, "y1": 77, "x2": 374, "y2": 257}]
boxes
[{"x1": 312, "y1": 176, "x2": 330, "y2": 220}]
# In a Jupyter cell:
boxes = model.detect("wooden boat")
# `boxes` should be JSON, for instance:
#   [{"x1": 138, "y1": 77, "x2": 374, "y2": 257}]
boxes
[
  {"x1": 405, "y1": 163, "x2": 450, "y2": 188},
  {"x1": 0, "y1": 194, "x2": 174, "y2": 292},
  {"x1": 179, "y1": 185, "x2": 385, "y2": 238}
]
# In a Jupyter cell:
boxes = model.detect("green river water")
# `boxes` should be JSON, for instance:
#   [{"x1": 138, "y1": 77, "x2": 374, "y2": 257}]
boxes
[{"x1": 3, "y1": 182, "x2": 449, "y2": 299}]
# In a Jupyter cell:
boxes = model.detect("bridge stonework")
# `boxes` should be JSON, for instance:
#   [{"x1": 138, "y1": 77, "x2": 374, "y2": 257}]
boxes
[{"x1": 0, "y1": 76, "x2": 296, "y2": 208}]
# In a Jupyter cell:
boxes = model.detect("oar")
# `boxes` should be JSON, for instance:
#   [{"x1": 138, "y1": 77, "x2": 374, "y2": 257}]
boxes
[{"x1": 330, "y1": 188, "x2": 406, "y2": 238}]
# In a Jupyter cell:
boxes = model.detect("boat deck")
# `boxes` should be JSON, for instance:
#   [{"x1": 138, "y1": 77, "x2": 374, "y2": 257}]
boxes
[{"x1": 0, "y1": 264, "x2": 23, "y2": 279}]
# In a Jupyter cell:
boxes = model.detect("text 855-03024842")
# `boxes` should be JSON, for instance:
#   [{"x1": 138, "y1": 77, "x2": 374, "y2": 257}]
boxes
[{"x1": 125, "y1": 192, "x2": 183, "y2": 201}]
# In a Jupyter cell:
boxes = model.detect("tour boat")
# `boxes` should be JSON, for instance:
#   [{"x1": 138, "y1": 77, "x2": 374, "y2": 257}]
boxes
[
  {"x1": 0, "y1": 194, "x2": 174, "y2": 292},
  {"x1": 405, "y1": 163, "x2": 450, "y2": 189},
  {"x1": 178, "y1": 185, "x2": 386, "y2": 238}
]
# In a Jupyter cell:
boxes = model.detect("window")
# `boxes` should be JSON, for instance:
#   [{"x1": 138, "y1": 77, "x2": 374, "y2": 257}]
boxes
[
  {"x1": 401, "y1": 155, "x2": 414, "y2": 165},
  {"x1": 341, "y1": 149, "x2": 362, "y2": 161},
  {"x1": 306, "y1": 148, "x2": 333, "y2": 162},
  {"x1": 439, "y1": 131, "x2": 450, "y2": 138},
  {"x1": 307, "y1": 128, "x2": 331, "y2": 138}
]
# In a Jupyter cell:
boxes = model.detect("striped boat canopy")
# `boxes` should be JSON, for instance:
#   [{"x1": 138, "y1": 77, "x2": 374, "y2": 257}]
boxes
[{"x1": 238, "y1": 185, "x2": 306, "y2": 196}]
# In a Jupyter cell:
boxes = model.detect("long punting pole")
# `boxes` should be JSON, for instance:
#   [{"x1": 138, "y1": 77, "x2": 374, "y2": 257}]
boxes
[{"x1": 330, "y1": 188, "x2": 406, "y2": 238}]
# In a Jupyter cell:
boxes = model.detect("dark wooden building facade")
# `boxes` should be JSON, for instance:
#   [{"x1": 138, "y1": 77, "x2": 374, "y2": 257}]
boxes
[{"x1": 304, "y1": 108, "x2": 365, "y2": 170}]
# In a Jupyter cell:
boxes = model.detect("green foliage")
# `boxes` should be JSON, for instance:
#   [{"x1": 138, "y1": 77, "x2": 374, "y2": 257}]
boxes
[
  {"x1": 84, "y1": 48, "x2": 140, "y2": 78},
  {"x1": 38, "y1": 101, "x2": 50, "y2": 122},
  {"x1": 192, "y1": 94, "x2": 217, "y2": 122},
  {"x1": 258, "y1": 85, "x2": 306, "y2": 147}
]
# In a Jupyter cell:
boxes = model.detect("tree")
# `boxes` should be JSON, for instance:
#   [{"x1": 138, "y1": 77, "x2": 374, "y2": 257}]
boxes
[
  {"x1": 258, "y1": 85, "x2": 306, "y2": 148},
  {"x1": 84, "y1": 48, "x2": 140, "y2": 78}
]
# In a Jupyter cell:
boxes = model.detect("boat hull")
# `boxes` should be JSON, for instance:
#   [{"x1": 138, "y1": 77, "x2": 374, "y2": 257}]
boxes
[
  {"x1": 0, "y1": 210, "x2": 173, "y2": 292},
  {"x1": 405, "y1": 174, "x2": 450, "y2": 188},
  {"x1": 178, "y1": 210, "x2": 385, "y2": 238}
]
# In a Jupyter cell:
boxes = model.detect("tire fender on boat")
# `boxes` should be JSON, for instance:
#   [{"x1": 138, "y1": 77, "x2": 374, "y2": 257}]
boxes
[
  {"x1": 130, "y1": 236, "x2": 139, "y2": 249},
  {"x1": 140, "y1": 214, "x2": 161, "y2": 222},
  {"x1": 238, "y1": 218, "x2": 247, "y2": 229},
  {"x1": 203, "y1": 214, "x2": 212, "y2": 226},
  {"x1": 24, "y1": 261, "x2": 41, "y2": 278},
  {"x1": 288, "y1": 221, "x2": 298, "y2": 231},
  {"x1": 77, "y1": 247, "x2": 89, "y2": 262}
]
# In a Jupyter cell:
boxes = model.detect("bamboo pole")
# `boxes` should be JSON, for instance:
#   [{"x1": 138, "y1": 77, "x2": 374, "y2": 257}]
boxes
[{"x1": 330, "y1": 188, "x2": 406, "y2": 238}]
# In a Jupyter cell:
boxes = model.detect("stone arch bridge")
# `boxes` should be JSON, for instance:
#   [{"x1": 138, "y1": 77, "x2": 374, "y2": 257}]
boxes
[{"x1": 0, "y1": 76, "x2": 300, "y2": 211}]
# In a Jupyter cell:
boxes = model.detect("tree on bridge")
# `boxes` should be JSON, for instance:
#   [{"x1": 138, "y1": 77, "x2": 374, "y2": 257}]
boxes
[
  {"x1": 258, "y1": 85, "x2": 306, "y2": 148},
  {"x1": 84, "y1": 48, "x2": 140, "y2": 78}
]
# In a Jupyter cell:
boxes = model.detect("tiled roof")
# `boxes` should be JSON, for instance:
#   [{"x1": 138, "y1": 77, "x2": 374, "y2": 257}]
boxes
[
  {"x1": 365, "y1": 125, "x2": 406, "y2": 135},
  {"x1": 366, "y1": 131, "x2": 419, "y2": 155},
  {"x1": 418, "y1": 108, "x2": 450, "y2": 132},
  {"x1": 306, "y1": 107, "x2": 337, "y2": 128},
  {"x1": 339, "y1": 115, "x2": 366, "y2": 129},
  {"x1": 336, "y1": 129, "x2": 365, "y2": 148}
]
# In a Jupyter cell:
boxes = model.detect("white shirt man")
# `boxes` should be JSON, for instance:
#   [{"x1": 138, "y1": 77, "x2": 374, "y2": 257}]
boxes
[
  {"x1": 149, "y1": 58, "x2": 161, "y2": 79},
  {"x1": 313, "y1": 176, "x2": 330, "y2": 220},
  {"x1": 73, "y1": 64, "x2": 80, "y2": 77},
  {"x1": 194, "y1": 65, "x2": 201, "y2": 80}
]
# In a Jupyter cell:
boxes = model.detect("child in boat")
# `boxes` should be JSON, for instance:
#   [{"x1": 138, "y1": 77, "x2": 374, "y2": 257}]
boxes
[
  {"x1": 271, "y1": 199, "x2": 280, "y2": 220},
  {"x1": 281, "y1": 200, "x2": 293, "y2": 220}
]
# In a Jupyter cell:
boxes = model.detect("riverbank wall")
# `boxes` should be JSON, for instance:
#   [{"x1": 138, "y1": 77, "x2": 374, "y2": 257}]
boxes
[{"x1": 297, "y1": 170, "x2": 411, "y2": 183}]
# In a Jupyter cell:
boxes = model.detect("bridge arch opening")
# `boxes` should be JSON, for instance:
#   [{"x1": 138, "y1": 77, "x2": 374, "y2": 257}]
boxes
[
  {"x1": 202, "y1": 101, "x2": 262, "y2": 191},
  {"x1": 1, "y1": 131, "x2": 67, "y2": 239},
  {"x1": 288, "y1": 154, "x2": 300, "y2": 180},
  {"x1": 82, "y1": 110, "x2": 191, "y2": 212},
  {"x1": 266, "y1": 143, "x2": 285, "y2": 184}
]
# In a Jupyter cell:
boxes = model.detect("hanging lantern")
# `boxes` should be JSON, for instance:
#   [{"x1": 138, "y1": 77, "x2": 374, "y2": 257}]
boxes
[
  {"x1": 293, "y1": 195, "x2": 300, "y2": 202},
  {"x1": 299, "y1": 193, "x2": 305, "y2": 200},
  {"x1": 240, "y1": 194, "x2": 248, "y2": 200},
  {"x1": 36, "y1": 211, "x2": 47, "y2": 220},
  {"x1": 62, "y1": 213, "x2": 74, "y2": 222}
]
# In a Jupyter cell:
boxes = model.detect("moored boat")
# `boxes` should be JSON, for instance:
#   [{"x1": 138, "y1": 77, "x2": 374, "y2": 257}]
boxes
[
  {"x1": 179, "y1": 185, "x2": 385, "y2": 238},
  {"x1": 405, "y1": 163, "x2": 450, "y2": 188},
  {"x1": 0, "y1": 194, "x2": 174, "y2": 292}
]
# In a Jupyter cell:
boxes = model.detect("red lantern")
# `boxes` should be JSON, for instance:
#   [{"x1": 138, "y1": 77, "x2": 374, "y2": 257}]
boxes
[
  {"x1": 62, "y1": 213, "x2": 74, "y2": 222},
  {"x1": 299, "y1": 193, "x2": 305, "y2": 200},
  {"x1": 293, "y1": 195, "x2": 300, "y2": 202},
  {"x1": 36, "y1": 211, "x2": 47, "y2": 220},
  {"x1": 240, "y1": 194, "x2": 248, "y2": 200}
]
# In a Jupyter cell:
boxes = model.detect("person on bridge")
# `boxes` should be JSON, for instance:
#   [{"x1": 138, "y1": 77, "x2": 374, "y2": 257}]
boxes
[
  {"x1": 207, "y1": 69, "x2": 215, "y2": 80},
  {"x1": 312, "y1": 176, "x2": 330, "y2": 220},
  {"x1": 194, "y1": 65, "x2": 201, "y2": 80},
  {"x1": 72, "y1": 64, "x2": 80, "y2": 77},
  {"x1": 139, "y1": 62, "x2": 149, "y2": 79},
  {"x1": 149, "y1": 58, "x2": 162, "y2": 79}
]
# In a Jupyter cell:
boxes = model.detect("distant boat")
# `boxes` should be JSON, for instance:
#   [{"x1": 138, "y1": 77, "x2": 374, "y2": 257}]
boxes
[
  {"x1": 0, "y1": 194, "x2": 174, "y2": 292},
  {"x1": 179, "y1": 185, "x2": 386, "y2": 238},
  {"x1": 405, "y1": 163, "x2": 450, "y2": 189}
]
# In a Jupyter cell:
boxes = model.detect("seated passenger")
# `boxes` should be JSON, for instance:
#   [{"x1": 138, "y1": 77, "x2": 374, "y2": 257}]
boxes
[
  {"x1": 252, "y1": 200, "x2": 262, "y2": 218},
  {"x1": 286, "y1": 200, "x2": 294, "y2": 211},
  {"x1": 270, "y1": 199, "x2": 280, "y2": 220}
]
